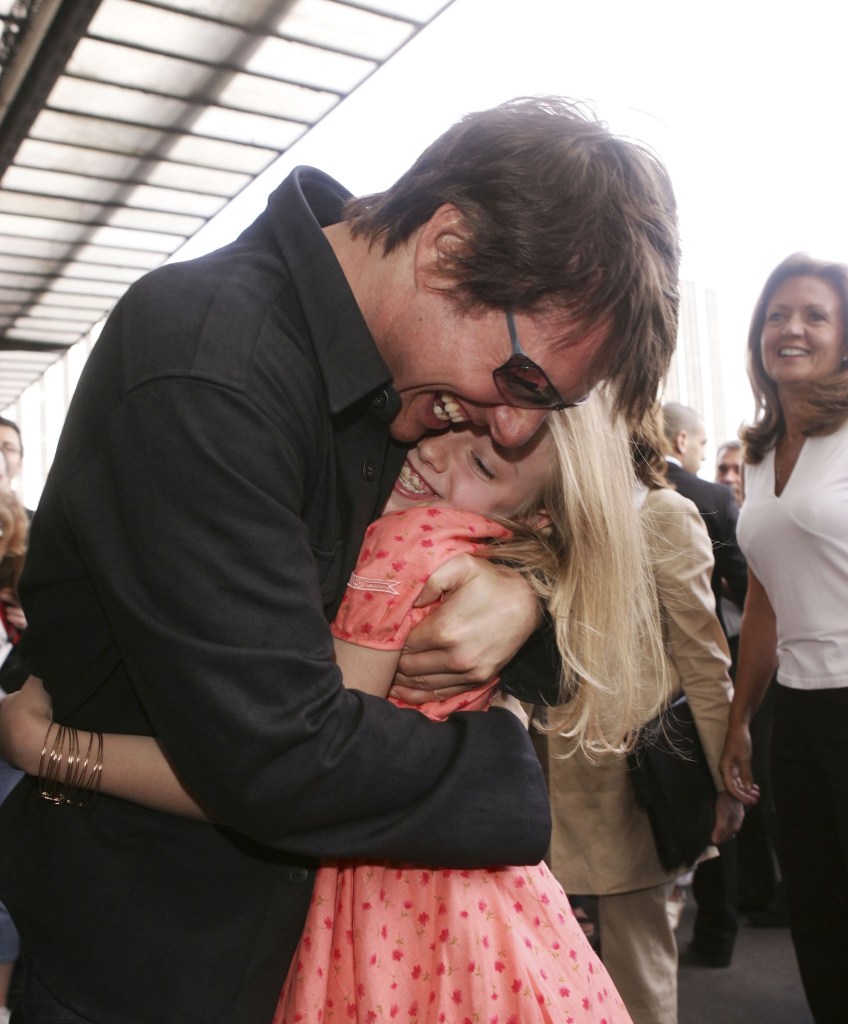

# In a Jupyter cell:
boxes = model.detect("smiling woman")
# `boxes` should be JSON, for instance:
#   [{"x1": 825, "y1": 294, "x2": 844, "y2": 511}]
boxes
[
  {"x1": 721, "y1": 254, "x2": 848, "y2": 1023},
  {"x1": 740, "y1": 253, "x2": 848, "y2": 464}
]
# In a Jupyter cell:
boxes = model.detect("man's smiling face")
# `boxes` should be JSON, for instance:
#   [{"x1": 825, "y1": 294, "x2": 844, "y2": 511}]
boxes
[{"x1": 384, "y1": 300, "x2": 605, "y2": 450}]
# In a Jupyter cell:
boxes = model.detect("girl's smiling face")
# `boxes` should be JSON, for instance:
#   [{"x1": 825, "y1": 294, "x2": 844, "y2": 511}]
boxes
[{"x1": 384, "y1": 423, "x2": 552, "y2": 523}]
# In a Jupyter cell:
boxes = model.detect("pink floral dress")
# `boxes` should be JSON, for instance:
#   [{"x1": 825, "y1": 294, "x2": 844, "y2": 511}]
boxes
[{"x1": 273, "y1": 508, "x2": 632, "y2": 1024}]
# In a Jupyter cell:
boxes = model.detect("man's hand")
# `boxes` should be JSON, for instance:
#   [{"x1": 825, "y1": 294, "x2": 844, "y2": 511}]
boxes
[
  {"x1": 392, "y1": 555, "x2": 541, "y2": 705},
  {"x1": 711, "y1": 791, "x2": 745, "y2": 845},
  {"x1": 719, "y1": 723, "x2": 761, "y2": 807}
]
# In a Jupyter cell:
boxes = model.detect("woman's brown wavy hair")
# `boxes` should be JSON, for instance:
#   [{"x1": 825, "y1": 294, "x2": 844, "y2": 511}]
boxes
[{"x1": 742, "y1": 253, "x2": 848, "y2": 464}]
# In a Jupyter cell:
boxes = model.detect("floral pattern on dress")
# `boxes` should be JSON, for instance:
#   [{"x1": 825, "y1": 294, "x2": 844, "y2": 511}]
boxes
[
  {"x1": 274, "y1": 860, "x2": 630, "y2": 1023},
  {"x1": 331, "y1": 509, "x2": 511, "y2": 653}
]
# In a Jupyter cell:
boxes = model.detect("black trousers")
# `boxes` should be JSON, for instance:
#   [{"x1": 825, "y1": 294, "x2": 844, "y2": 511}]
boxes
[{"x1": 771, "y1": 684, "x2": 848, "y2": 1024}]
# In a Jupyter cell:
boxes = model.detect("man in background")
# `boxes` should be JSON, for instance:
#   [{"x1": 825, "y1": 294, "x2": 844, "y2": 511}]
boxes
[
  {"x1": 662, "y1": 403, "x2": 747, "y2": 636},
  {"x1": 0, "y1": 419, "x2": 30, "y2": 523},
  {"x1": 713, "y1": 438, "x2": 746, "y2": 643},
  {"x1": 0, "y1": 422, "x2": 22, "y2": 498},
  {"x1": 715, "y1": 439, "x2": 744, "y2": 505}
]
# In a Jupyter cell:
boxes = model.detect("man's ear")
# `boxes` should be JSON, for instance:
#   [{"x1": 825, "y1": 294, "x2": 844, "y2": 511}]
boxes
[
  {"x1": 674, "y1": 429, "x2": 688, "y2": 456},
  {"x1": 414, "y1": 204, "x2": 472, "y2": 290}
]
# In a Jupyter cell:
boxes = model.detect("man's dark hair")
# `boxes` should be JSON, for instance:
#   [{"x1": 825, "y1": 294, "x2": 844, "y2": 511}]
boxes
[{"x1": 344, "y1": 96, "x2": 681, "y2": 422}]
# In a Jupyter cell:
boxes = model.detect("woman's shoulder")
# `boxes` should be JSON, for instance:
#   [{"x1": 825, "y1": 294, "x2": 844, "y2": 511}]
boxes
[
  {"x1": 643, "y1": 485, "x2": 700, "y2": 518},
  {"x1": 642, "y1": 485, "x2": 711, "y2": 558}
]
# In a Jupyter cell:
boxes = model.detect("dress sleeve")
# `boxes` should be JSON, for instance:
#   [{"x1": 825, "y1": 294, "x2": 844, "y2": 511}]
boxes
[{"x1": 331, "y1": 507, "x2": 509, "y2": 651}]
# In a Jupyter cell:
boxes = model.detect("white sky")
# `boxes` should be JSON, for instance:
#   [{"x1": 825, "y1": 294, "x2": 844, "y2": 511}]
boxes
[{"x1": 172, "y1": 0, "x2": 848, "y2": 430}]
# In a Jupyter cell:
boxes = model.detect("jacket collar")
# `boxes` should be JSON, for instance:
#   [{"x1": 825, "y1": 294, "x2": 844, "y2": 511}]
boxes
[{"x1": 262, "y1": 166, "x2": 400, "y2": 423}]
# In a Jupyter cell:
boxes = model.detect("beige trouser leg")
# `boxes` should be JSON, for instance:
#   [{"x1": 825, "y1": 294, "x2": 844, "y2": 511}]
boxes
[{"x1": 598, "y1": 882, "x2": 678, "y2": 1024}]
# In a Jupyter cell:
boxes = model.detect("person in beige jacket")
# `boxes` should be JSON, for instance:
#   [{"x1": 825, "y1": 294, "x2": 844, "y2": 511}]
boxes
[{"x1": 538, "y1": 413, "x2": 744, "y2": 1024}]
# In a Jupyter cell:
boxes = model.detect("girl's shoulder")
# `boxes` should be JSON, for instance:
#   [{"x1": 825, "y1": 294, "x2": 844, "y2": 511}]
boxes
[{"x1": 361, "y1": 507, "x2": 511, "y2": 556}]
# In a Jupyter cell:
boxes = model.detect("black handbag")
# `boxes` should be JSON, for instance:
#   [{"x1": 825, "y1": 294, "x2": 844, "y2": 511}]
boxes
[{"x1": 627, "y1": 694, "x2": 717, "y2": 872}]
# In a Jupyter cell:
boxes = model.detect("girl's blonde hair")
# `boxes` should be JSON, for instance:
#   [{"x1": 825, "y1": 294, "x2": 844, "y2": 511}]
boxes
[{"x1": 495, "y1": 391, "x2": 669, "y2": 756}]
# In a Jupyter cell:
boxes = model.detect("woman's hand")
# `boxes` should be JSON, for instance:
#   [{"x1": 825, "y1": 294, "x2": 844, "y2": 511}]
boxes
[
  {"x1": 0, "y1": 675, "x2": 54, "y2": 775},
  {"x1": 392, "y1": 556, "x2": 541, "y2": 704},
  {"x1": 719, "y1": 722, "x2": 761, "y2": 807}
]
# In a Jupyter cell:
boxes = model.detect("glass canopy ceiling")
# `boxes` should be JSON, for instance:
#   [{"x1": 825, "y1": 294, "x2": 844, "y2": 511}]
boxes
[{"x1": 0, "y1": 0, "x2": 453, "y2": 409}]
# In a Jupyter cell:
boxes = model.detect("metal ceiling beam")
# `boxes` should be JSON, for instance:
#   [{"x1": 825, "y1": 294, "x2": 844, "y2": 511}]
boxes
[
  {"x1": 0, "y1": 336, "x2": 68, "y2": 352},
  {"x1": 0, "y1": 0, "x2": 105, "y2": 179}
]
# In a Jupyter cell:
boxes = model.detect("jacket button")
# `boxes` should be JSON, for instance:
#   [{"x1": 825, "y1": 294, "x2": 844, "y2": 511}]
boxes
[
  {"x1": 371, "y1": 389, "x2": 388, "y2": 410},
  {"x1": 362, "y1": 460, "x2": 376, "y2": 481},
  {"x1": 289, "y1": 867, "x2": 309, "y2": 884}
]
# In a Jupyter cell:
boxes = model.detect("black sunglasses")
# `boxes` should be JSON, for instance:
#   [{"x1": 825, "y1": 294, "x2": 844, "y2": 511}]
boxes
[{"x1": 492, "y1": 312, "x2": 590, "y2": 411}]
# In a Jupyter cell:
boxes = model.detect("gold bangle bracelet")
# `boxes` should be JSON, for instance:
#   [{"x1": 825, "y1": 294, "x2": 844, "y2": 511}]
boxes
[{"x1": 37, "y1": 722, "x2": 104, "y2": 809}]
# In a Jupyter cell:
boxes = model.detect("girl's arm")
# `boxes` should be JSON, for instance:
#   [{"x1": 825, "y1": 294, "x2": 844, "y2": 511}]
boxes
[
  {"x1": 332, "y1": 638, "x2": 398, "y2": 698},
  {"x1": 0, "y1": 643, "x2": 398, "y2": 820}
]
